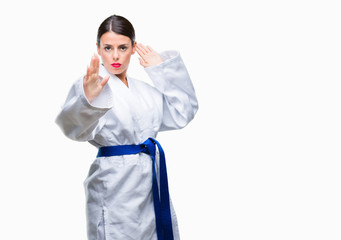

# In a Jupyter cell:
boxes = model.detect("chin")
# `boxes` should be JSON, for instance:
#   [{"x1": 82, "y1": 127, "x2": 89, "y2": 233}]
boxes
[{"x1": 110, "y1": 69, "x2": 123, "y2": 74}]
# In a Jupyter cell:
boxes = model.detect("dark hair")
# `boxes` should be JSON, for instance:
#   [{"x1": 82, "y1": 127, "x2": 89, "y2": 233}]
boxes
[{"x1": 97, "y1": 15, "x2": 135, "y2": 46}]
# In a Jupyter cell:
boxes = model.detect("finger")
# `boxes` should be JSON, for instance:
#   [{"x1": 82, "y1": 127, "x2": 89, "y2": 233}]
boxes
[
  {"x1": 135, "y1": 45, "x2": 144, "y2": 57},
  {"x1": 88, "y1": 55, "x2": 100, "y2": 83},
  {"x1": 85, "y1": 66, "x2": 90, "y2": 82},
  {"x1": 136, "y1": 47, "x2": 144, "y2": 57},
  {"x1": 139, "y1": 57, "x2": 147, "y2": 67},
  {"x1": 146, "y1": 45, "x2": 154, "y2": 53},
  {"x1": 89, "y1": 55, "x2": 96, "y2": 74},
  {"x1": 142, "y1": 44, "x2": 151, "y2": 53},
  {"x1": 90, "y1": 54, "x2": 98, "y2": 72},
  {"x1": 136, "y1": 48, "x2": 147, "y2": 62},
  {"x1": 93, "y1": 54, "x2": 100, "y2": 75},
  {"x1": 100, "y1": 75, "x2": 110, "y2": 87},
  {"x1": 92, "y1": 57, "x2": 99, "y2": 76},
  {"x1": 137, "y1": 43, "x2": 148, "y2": 55}
]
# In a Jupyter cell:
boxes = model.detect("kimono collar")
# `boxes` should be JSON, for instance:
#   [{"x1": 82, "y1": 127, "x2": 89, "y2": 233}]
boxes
[
  {"x1": 98, "y1": 64, "x2": 131, "y2": 89},
  {"x1": 98, "y1": 64, "x2": 118, "y2": 81}
]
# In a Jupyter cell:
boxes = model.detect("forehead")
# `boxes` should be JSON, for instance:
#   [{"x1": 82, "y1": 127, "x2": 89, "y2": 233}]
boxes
[{"x1": 100, "y1": 31, "x2": 131, "y2": 45}]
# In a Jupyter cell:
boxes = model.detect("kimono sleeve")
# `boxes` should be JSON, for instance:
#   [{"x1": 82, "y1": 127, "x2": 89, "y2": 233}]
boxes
[
  {"x1": 55, "y1": 77, "x2": 113, "y2": 141},
  {"x1": 144, "y1": 51, "x2": 199, "y2": 131}
]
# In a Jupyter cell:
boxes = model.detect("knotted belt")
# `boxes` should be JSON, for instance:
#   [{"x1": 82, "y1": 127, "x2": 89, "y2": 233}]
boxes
[{"x1": 97, "y1": 138, "x2": 174, "y2": 240}]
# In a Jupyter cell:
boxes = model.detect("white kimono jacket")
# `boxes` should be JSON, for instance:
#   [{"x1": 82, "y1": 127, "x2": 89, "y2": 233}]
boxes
[{"x1": 56, "y1": 51, "x2": 198, "y2": 240}]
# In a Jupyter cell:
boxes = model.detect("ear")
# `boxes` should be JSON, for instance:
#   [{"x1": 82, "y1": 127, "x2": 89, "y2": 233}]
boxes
[
  {"x1": 96, "y1": 42, "x2": 101, "y2": 56},
  {"x1": 131, "y1": 41, "x2": 137, "y2": 55}
]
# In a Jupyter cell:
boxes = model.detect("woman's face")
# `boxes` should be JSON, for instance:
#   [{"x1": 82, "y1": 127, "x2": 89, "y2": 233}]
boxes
[{"x1": 97, "y1": 31, "x2": 136, "y2": 81}]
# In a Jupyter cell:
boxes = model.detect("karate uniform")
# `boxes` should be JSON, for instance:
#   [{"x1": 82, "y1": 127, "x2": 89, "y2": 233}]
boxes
[{"x1": 56, "y1": 50, "x2": 198, "y2": 240}]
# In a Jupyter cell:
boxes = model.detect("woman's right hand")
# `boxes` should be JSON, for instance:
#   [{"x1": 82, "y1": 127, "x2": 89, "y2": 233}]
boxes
[{"x1": 83, "y1": 54, "x2": 110, "y2": 103}]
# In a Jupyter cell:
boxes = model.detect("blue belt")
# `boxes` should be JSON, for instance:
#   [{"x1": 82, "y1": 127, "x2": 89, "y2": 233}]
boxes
[{"x1": 97, "y1": 138, "x2": 174, "y2": 240}]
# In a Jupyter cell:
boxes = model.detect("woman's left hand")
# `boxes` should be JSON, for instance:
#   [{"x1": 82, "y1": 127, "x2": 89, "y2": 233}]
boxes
[{"x1": 136, "y1": 43, "x2": 163, "y2": 68}]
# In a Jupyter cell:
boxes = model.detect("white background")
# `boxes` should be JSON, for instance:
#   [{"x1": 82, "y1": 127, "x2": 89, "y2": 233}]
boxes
[{"x1": 0, "y1": 0, "x2": 340, "y2": 239}]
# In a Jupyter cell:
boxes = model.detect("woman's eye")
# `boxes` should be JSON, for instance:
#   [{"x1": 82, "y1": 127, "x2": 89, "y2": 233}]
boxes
[
  {"x1": 104, "y1": 47, "x2": 111, "y2": 51},
  {"x1": 120, "y1": 46, "x2": 127, "y2": 51}
]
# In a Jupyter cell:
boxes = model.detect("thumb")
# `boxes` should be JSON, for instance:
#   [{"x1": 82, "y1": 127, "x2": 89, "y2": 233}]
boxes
[{"x1": 100, "y1": 75, "x2": 110, "y2": 87}]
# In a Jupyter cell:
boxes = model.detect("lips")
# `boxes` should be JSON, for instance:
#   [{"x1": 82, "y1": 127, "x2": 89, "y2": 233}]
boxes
[{"x1": 111, "y1": 63, "x2": 121, "y2": 68}]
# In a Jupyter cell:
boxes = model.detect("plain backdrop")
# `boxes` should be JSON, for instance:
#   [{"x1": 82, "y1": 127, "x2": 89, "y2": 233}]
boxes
[{"x1": 0, "y1": 0, "x2": 340, "y2": 239}]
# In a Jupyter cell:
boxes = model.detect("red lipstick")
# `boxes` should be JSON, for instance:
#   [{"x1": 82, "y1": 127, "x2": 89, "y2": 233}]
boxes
[{"x1": 111, "y1": 63, "x2": 121, "y2": 68}]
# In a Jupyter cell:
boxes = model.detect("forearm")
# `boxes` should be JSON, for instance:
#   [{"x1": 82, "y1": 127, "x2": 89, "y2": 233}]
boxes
[
  {"x1": 145, "y1": 51, "x2": 199, "y2": 130},
  {"x1": 56, "y1": 78, "x2": 113, "y2": 141}
]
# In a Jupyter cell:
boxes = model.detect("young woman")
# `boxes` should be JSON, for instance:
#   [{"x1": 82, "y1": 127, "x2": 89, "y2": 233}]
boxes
[{"x1": 56, "y1": 15, "x2": 198, "y2": 240}]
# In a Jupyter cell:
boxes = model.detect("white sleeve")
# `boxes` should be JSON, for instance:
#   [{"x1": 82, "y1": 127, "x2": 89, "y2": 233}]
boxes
[
  {"x1": 144, "y1": 51, "x2": 199, "y2": 131},
  {"x1": 55, "y1": 77, "x2": 113, "y2": 141}
]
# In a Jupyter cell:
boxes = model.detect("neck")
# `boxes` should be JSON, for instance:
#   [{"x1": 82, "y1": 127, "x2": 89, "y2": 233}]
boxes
[{"x1": 116, "y1": 72, "x2": 129, "y2": 87}]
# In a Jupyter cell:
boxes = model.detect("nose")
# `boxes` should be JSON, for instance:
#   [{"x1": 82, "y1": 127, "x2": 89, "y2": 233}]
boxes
[{"x1": 112, "y1": 48, "x2": 119, "y2": 61}]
